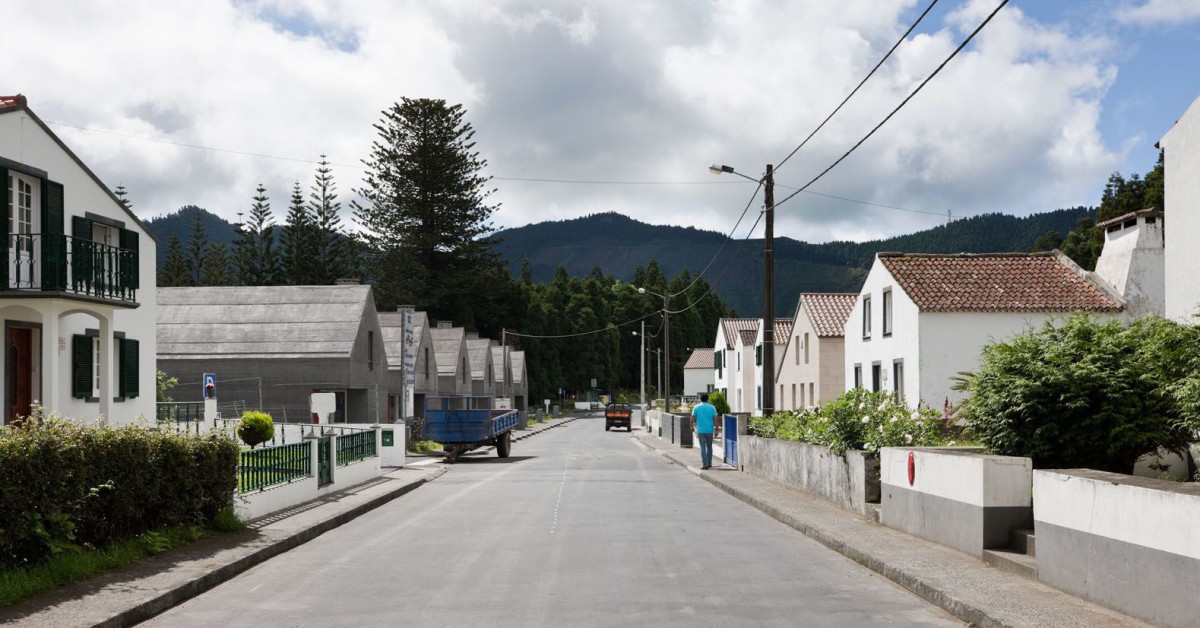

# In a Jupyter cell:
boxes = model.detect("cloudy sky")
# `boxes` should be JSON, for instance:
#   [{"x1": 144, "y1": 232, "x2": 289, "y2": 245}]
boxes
[{"x1": 5, "y1": 0, "x2": 1200, "y2": 243}]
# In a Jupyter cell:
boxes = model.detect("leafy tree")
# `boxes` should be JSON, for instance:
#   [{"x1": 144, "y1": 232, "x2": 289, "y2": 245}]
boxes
[
  {"x1": 159, "y1": 234, "x2": 191, "y2": 287},
  {"x1": 309, "y1": 155, "x2": 348, "y2": 283},
  {"x1": 199, "y1": 242, "x2": 234, "y2": 286},
  {"x1": 1030, "y1": 230, "x2": 1062, "y2": 253},
  {"x1": 186, "y1": 207, "x2": 208, "y2": 285},
  {"x1": 353, "y1": 98, "x2": 501, "y2": 326},
  {"x1": 280, "y1": 181, "x2": 315, "y2": 285},
  {"x1": 234, "y1": 184, "x2": 281, "y2": 286}
]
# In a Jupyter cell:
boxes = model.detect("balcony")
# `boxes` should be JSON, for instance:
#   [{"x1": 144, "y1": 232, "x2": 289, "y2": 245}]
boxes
[{"x1": 5, "y1": 233, "x2": 138, "y2": 305}]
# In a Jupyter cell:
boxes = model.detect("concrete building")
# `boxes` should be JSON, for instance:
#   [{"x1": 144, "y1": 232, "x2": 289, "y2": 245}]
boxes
[
  {"x1": 682, "y1": 348, "x2": 715, "y2": 396},
  {"x1": 157, "y1": 285, "x2": 388, "y2": 423},
  {"x1": 711, "y1": 318, "x2": 759, "y2": 414},
  {"x1": 466, "y1": 334, "x2": 495, "y2": 397},
  {"x1": 1, "y1": 94, "x2": 157, "y2": 425},
  {"x1": 1158, "y1": 93, "x2": 1200, "y2": 321},
  {"x1": 429, "y1": 321, "x2": 469, "y2": 397},
  {"x1": 510, "y1": 350, "x2": 528, "y2": 411},
  {"x1": 843, "y1": 252, "x2": 1123, "y2": 411},
  {"x1": 378, "y1": 307, "x2": 438, "y2": 423},
  {"x1": 1094, "y1": 209, "x2": 1165, "y2": 319},
  {"x1": 775, "y1": 293, "x2": 856, "y2": 410}
]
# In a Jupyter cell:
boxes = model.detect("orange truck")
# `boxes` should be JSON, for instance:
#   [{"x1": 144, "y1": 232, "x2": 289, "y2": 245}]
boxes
[{"x1": 605, "y1": 403, "x2": 632, "y2": 431}]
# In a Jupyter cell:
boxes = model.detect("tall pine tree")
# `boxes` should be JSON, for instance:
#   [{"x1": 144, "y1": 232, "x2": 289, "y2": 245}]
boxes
[
  {"x1": 186, "y1": 207, "x2": 208, "y2": 286},
  {"x1": 159, "y1": 234, "x2": 191, "y2": 287},
  {"x1": 309, "y1": 155, "x2": 347, "y2": 284},
  {"x1": 280, "y1": 181, "x2": 315, "y2": 285},
  {"x1": 234, "y1": 184, "x2": 281, "y2": 286},
  {"x1": 353, "y1": 98, "x2": 501, "y2": 326},
  {"x1": 199, "y1": 242, "x2": 233, "y2": 286}
]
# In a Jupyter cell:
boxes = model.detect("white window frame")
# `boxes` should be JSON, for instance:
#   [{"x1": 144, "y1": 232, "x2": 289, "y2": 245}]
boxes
[{"x1": 882, "y1": 288, "x2": 893, "y2": 337}]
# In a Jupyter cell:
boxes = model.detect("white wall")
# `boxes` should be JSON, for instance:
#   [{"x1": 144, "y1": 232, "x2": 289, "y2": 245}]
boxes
[
  {"x1": 844, "y1": 260, "x2": 920, "y2": 403},
  {"x1": 682, "y1": 367, "x2": 713, "y2": 396},
  {"x1": 1161, "y1": 94, "x2": 1200, "y2": 321},
  {"x1": 1094, "y1": 215, "x2": 1165, "y2": 319}
]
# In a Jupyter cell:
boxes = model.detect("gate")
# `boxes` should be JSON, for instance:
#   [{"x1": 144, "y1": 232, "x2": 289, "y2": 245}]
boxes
[
  {"x1": 723, "y1": 415, "x2": 738, "y2": 468},
  {"x1": 317, "y1": 436, "x2": 333, "y2": 486}
]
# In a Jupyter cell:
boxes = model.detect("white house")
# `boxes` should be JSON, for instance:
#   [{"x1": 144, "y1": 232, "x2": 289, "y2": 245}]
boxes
[
  {"x1": 775, "y1": 293, "x2": 856, "y2": 411},
  {"x1": 1158, "y1": 93, "x2": 1200, "y2": 321},
  {"x1": 682, "y1": 348, "x2": 714, "y2": 396},
  {"x1": 1094, "y1": 209, "x2": 1165, "y2": 319},
  {"x1": 711, "y1": 318, "x2": 759, "y2": 413},
  {"x1": 843, "y1": 252, "x2": 1124, "y2": 411},
  {"x1": 1, "y1": 94, "x2": 157, "y2": 425},
  {"x1": 752, "y1": 318, "x2": 793, "y2": 416}
]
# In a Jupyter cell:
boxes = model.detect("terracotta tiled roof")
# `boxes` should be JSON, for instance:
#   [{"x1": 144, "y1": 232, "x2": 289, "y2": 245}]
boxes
[
  {"x1": 684, "y1": 348, "x2": 714, "y2": 369},
  {"x1": 720, "y1": 318, "x2": 760, "y2": 349},
  {"x1": 738, "y1": 329, "x2": 758, "y2": 346},
  {"x1": 774, "y1": 318, "x2": 794, "y2": 341},
  {"x1": 800, "y1": 293, "x2": 858, "y2": 337},
  {"x1": 878, "y1": 252, "x2": 1123, "y2": 313},
  {"x1": 0, "y1": 94, "x2": 26, "y2": 111}
]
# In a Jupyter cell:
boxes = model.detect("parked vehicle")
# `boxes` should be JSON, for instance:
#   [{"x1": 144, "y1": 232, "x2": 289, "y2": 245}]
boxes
[
  {"x1": 423, "y1": 396, "x2": 520, "y2": 462},
  {"x1": 605, "y1": 403, "x2": 632, "y2": 431}
]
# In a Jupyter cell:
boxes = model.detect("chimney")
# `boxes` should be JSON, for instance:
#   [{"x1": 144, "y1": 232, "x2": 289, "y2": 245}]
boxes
[{"x1": 1093, "y1": 209, "x2": 1165, "y2": 319}]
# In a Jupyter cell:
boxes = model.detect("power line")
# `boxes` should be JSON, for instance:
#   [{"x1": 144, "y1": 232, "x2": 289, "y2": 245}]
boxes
[
  {"x1": 775, "y1": 0, "x2": 1010, "y2": 211},
  {"x1": 774, "y1": 0, "x2": 940, "y2": 174}
]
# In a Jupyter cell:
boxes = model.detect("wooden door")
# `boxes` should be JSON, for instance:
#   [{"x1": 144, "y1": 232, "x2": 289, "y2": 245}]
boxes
[{"x1": 6, "y1": 327, "x2": 33, "y2": 424}]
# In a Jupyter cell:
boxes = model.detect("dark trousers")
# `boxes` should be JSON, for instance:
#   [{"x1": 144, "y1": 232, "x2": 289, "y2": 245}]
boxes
[{"x1": 697, "y1": 433, "x2": 714, "y2": 468}]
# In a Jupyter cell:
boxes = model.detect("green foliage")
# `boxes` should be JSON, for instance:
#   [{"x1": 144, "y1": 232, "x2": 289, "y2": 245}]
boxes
[
  {"x1": 708, "y1": 390, "x2": 731, "y2": 415},
  {"x1": 198, "y1": 242, "x2": 233, "y2": 286},
  {"x1": 156, "y1": 370, "x2": 178, "y2": 403},
  {"x1": 158, "y1": 233, "x2": 191, "y2": 287},
  {"x1": 960, "y1": 315, "x2": 1198, "y2": 473},
  {"x1": 233, "y1": 183, "x2": 281, "y2": 286},
  {"x1": 750, "y1": 388, "x2": 945, "y2": 455},
  {"x1": 0, "y1": 416, "x2": 238, "y2": 569},
  {"x1": 309, "y1": 155, "x2": 352, "y2": 284},
  {"x1": 410, "y1": 440, "x2": 442, "y2": 453},
  {"x1": 236, "y1": 411, "x2": 274, "y2": 449}
]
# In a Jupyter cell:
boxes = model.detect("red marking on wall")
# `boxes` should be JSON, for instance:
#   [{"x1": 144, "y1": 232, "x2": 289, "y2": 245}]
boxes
[{"x1": 907, "y1": 451, "x2": 916, "y2": 486}]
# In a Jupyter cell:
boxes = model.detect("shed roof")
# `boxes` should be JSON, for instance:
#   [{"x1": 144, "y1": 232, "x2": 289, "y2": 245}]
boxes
[
  {"x1": 800, "y1": 293, "x2": 858, "y2": 337},
  {"x1": 684, "y1": 348, "x2": 714, "y2": 369},
  {"x1": 466, "y1": 338, "x2": 492, "y2": 380},
  {"x1": 429, "y1": 327, "x2": 465, "y2": 376},
  {"x1": 378, "y1": 310, "x2": 424, "y2": 371},
  {"x1": 158, "y1": 285, "x2": 373, "y2": 359},
  {"x1": 877, "y1": 252, "x2": 1123, "y2": 313},
  {"x1": 511, "y1": 351, "x2": 526, "y2": 384}
]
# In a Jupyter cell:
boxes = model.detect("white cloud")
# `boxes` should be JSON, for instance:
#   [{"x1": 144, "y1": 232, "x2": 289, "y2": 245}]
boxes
[{"x1": 1117, "y1": 0, "x2": 1200, "y2": 25}]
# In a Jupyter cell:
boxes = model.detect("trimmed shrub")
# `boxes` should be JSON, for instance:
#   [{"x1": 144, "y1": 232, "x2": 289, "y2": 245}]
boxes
[
  {"x1": 960, "y1": 315, "x2": 1198, "y2": 473},
  {"x1": 750, "y1": 388, "x2": 945, "y2": 455},
  {"x1": 708, "y1": 390, "x2": 731, "y2": 415},
  {"x1": 237, "y1": 411, "x2": 274, "y2": 449},
  {"x1": 0, "y1": 417, "x2": 238, "y2": 569}
]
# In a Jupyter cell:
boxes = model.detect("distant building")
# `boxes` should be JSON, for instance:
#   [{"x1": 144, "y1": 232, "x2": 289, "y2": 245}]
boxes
[
  {"x1": 465, "y1": 334, "x2": 495, "y2": 397},
  {"x1": 775, "y1": 293, "x2": 856, "y2": 410},
  {"x1": 682, "y1": 348, "x2": 715, "y2": 397},
  {"x1": 751, "y1": 318, "x2": 794, "y2": 415},
  {"x1": 378, "y1": 307, "x2": 437, "y2": 422},
  {"x1": 1158, "y1": 93, "x2": 1200, "y2": 321},
  {"x1": 711, "y1": 318, "x2": 759, "y2": 414},
  {"x1": 429, "y1": 322, "x2": 469, "y2": 397}
]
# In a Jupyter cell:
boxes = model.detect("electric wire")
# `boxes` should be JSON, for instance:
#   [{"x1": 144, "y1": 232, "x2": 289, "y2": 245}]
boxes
[
  {"x1": 774, "y1": 0, "x2": 940, "y2": 174},
  {"x1": 774, "y1": 0, "x2": 1010, "y2": 211},
  {"x1": 666, "y1": 178, "x2": 764, "y2": 298}
]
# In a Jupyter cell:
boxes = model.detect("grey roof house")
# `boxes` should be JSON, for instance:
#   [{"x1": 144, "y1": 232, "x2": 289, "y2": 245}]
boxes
[
  {"x1": 157, "y1": 285, "x2": 388, "y2": 423},
  {"x1": 429, "y1": 322, "x2": 469, "y2": 397},
  {"x1": 466, "y1": 334, "x2": 495, "y2": 397},
  {"x1": 378, "y1": 307, "x2": 438, "y2": 422}
]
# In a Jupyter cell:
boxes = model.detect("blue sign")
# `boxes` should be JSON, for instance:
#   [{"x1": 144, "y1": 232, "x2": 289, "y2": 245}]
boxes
[{"x1": 203, "y1": 373, "x2": 217, "y2": 398}]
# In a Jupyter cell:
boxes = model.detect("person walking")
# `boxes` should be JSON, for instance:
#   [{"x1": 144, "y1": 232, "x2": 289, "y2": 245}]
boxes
[{"x1": 692, "y1": 392, "x2": 718, "y2": 470}]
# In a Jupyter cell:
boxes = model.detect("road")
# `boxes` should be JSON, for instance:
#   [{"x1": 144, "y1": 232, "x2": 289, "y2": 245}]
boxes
[{"x1": 145, "y1": 415, "x2": 961, "y2": 627}]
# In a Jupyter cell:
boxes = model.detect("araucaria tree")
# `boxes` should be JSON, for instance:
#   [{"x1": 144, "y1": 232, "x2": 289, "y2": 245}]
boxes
[
  {"x1": 234, "y1": 184, "x2": 281, "y2": 286},
  {"x1": 280, "y1": 181, "x2": 315, "y2": 285},
  {"x1": 353, "y1": 98, "x2": 501, "y2": 325},
  {"x1": 309, "y1": 155, "x2": 348, "y2": 284}
]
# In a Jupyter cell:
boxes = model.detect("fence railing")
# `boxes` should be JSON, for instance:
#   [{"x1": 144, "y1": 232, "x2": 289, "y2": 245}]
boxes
[
  {"x1": 238, "y1": 442, "x2": 312, "y2": 494},
  {"x1": 337, "y1": 430, "x2": 376, "y2": 466}
]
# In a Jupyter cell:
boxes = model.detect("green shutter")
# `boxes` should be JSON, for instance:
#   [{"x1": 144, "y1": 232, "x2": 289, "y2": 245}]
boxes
[
  {"x1": 121, "y1": 338, "x2": 140, "y2": 398},
  {"x1": 72, "y1": 334, "x2": 93, "y2": 399},
  {"x1": 71, "y1": 215, "x2": 93, "y2": 292},
  {"x1": 119, "y1": 228, "x2": 139, "y2": 291},
  {"x1": 41, "y1": 179, "x2": 66, "y2": 290},
  {"x1": 756, "y1": 345, "x2": 762, "y2": 366},
  {"x1": 1, "y1": 167, "x2": 9, "y2": 288}
]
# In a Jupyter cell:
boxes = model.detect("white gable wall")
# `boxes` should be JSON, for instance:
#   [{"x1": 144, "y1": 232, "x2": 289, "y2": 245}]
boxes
[
  {"x1": 1160, "y1": 95, "x2": 1200, "y2": 321},
  {"x1": 844, "y1": 260, "x2": 920, "y2": 405},
  {"x1": 1094, "y1": 215, "x2": 1165, "y2": 319},
  {"x1": 776, "y1": 316, "x2": 804, "y2": 411}
]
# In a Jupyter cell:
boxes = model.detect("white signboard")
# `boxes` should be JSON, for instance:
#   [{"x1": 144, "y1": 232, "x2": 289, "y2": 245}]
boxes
[
  {"x1": 402, "y1": 310, "x2": 416, "y2": 387},
  {"x1": 310, "y1": 392, "x2": 336, "y2": 424}
]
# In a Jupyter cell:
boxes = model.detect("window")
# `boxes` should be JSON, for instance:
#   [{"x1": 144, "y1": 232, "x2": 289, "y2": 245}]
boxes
[
  {"x1": 8, "y1": 172, "x2": 38, "y2": 256},
  {"x1": 862, "y1": 295, "x2": 872, "y2": 339},
  {"x1": 792, "y1": 383, "x2": 797, "y2": 408},
  {"x1": 755, "y1": 344, "x2": 762, "y2": 366},
  {"x1": 424, "y1": 347, "x2": 430, "y2": 378},
  {"x1": 737, "y1": 352, "x2": 741, "y2": 371},
  {"x1": 799, "y1": 383, "x2": 805, "y2": 406},
  {"x1": 794, "y1": 336, "x2": 800, "y2": 365},
  {"x1": 716, "y1": 351, "x2": 723, "y2": 378},
  {"x1": 756, "y1": 386, "x2": 762, "y2": 410},
  {"x1": 809, "y1": 383, "x2": 814, "y2": 406},
  {"x1": 72, "y1": 333, "x2": 139, "y2": 400},
  {"x1": 779, "y1": 384, "x2": 784, "y2": 407},
  {"x1": 804, "y1": 333, "x2": 810, "y2": 364},
  {"x1": 367, "y1": 330, "x2": 375, "y2": 370},
  {"x1": 854, "y1": 365, "x2": 862, "y2": 389},
  {"x1": 872, "y1": 363, "x2": 882, "y2": 393},
  {"x1": 893, "y1": 360, "x2": 905, "y2": 403},
  {"x1": 883, "y1": 288, "x2": 893, "y2": 336},
  {"x1": 462, "y1": 357, "x2": 467, "y2": 383}
]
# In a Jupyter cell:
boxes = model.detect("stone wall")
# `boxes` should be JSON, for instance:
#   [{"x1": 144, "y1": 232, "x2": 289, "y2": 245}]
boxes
[{"x1": 740, "y1": 436, "x2": 879, "y2": 516}]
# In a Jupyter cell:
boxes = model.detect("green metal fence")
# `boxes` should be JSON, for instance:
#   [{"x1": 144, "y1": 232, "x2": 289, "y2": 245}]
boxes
[
  {"x1": 337, "y1": 430, "x2": 376, "y2": 466},
  {"x1": 238, "y1": 441, "x2": 311, "y2": 493},
  {"x1": 156, "y1": 401, "x2": 205, "y2": 435}
]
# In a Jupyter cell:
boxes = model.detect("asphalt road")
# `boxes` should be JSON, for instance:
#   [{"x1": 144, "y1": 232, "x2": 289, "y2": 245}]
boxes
[{"x1": 145, "y1": 415, "x2": 962, "y2": 627}]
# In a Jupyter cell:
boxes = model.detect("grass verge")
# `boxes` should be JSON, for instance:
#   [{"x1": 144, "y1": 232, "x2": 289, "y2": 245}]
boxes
[{"x1": 0, "y1": 508, "x2": 245, "y2": 607}]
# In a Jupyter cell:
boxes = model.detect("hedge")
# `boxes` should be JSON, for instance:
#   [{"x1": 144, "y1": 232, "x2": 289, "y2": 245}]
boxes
[
  {"x1": 751, "y1": 388, "x2": 947, "y2": 455},
  {"x1": 0, "y1": 419, "x2": 238, "y2": 569}
]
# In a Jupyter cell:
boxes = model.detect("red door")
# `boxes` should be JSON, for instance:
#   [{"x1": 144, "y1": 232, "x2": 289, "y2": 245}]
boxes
[{"x1": 6, "y1": 327, "x2": 33, "y2": 425}]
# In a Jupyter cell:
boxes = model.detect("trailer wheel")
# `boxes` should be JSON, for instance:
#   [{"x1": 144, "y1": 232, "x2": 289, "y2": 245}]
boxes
[{"x1": 496, "y1": 431, "x2": 512, "y2": 458}]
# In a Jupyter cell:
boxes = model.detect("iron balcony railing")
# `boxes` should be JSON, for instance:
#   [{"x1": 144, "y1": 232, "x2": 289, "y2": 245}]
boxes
[
  {"x1": 6, "y1": 233, "x2": 138, "y2": 303},
  {"x1": 238, "y1": 441, "x2": 312, "y2": 494},
  {"x1": 336, "y1": 430, "x2": 377, "y2": 466}
]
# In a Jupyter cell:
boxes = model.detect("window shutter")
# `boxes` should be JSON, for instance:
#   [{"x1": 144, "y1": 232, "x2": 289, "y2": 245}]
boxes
[
  {"x1": 41, "y1": 179, "x2": 66, "y2": 290},
  {"x1": 71, "y1": 215, "x2": 93, "y2": 291},
  {"x1": 72, "y1": 334, "x2": 93, "y2": 399},
  {"x1": 1, "y1": 167, "x2": 9, "y2": 288},
  {"x1": 756, "y1": 345, "x2": 762, "y2": 366},
  {"x1": 121, "y1": 338, "x2": 140, "y2": 398},
  {"x1": 119, "y1": 228, "x2": 139, "y2": 291}
]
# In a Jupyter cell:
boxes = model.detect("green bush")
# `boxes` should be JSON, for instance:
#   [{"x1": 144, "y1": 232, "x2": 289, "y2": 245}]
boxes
[
  {"x1": 960, "y1": 315, "x2": 1199, "y2": 473},
  {"x1": 708, "y1": 390, "x2": 732, "y2": 415},
  {"x1": 237, "y1": 411, "x2": 274, "y2": 449},
  {"x1": 750, "y1": 388, "x2": 945, "y2": 455},
  {"x1": 0, "y1": 416, "x2": 238, "y2": 569}
]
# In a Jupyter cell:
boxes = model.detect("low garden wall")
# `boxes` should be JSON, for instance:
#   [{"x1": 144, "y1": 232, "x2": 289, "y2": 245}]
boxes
[
  {"x1": 739, "y1": 436, "x2": 879, "y2": 517},
  {"x1": 1034, "y1": 469, "x2": 1200, "y2": 627},
  {"x1": 662, "y1": 412, "x2": 693, "y2": 448},
  {"x1": 880, "y1": 447, "x2": 1031, "y2": 557}
]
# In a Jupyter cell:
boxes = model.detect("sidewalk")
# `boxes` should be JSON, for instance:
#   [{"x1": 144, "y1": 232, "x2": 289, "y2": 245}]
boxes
[
  {"x1": 0, "y1": 416, "x2": 577, "y2": 628},
  {"x1": 629, "y1": 429, "x2": 1150, "y2": 628}
]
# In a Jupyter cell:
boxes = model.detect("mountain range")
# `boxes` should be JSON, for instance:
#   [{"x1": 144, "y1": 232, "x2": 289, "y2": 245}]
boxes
[{"x1": 144, "y1": 206, "x2": 1092, "y2": 317}]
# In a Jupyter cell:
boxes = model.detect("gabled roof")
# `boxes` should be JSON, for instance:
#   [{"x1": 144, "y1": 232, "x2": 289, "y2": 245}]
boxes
[
  {"x1": 720, "y1": 318, "x2": 759, "y2": 349},
  {"x1": 466, "y1": 338, "x2": 492, "y2": 380},
  {"x1": 878, "y1": 252, "x2": 1123, "y2": 313},
  {"x1": 378, "y1": 310, "x2": 427, "y2": 372},
  {"x1": 684, "y1": 348, "x2": 714, "y2": 369},
  {"x1": 1095, "y1": 208, "x2": 1163, "y2": 229},
  {"x1": 738, "y1": 329, "x2": 758, "y2": 346},
  {"x1": 429, "y1": 326, "x2": 465, "y2": 376},
  {"x1": 800, "y1": 293, "x2": 858, "y2": 337},
  {"x1": 511, "y1": 351, "x2": 526, "y2": 384},
  {"x1": 158, "y1": 285, "x2": 374, "y2": 359},
  {"x1": 774, "y1": 318, "x2": 794, "y2": 342},
  {"x1": 490, "y1": 346, "x2": 506, "y2": 383}
]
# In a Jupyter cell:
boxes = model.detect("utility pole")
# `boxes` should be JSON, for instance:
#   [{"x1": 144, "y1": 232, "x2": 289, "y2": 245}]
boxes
[
  {"x1": 762, "y1": 164, "x2": 775, "y2": 418},
  {"x1": 662, "y1": 290, "x2": 671, "y2": 413},
  {"x1": 639, "y1": 320, "x2": 645, "y2": 411}
]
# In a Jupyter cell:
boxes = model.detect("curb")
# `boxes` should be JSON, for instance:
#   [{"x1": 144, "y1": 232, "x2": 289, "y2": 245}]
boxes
[
  {"x1": 513, "y1": 416, "x2": 578, "y2": 442},
  {"x1": 631, "y1": 435, "x2": 1004, "y2": 628},
  {"x1": 97, "y1": 468, "x2": 446, "y2": 628}
]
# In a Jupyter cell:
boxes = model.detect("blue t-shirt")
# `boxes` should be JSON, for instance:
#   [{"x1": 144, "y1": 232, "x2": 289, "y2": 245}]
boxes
[{"x1": 692, "y1": 402, "x2": 718, "y2": 434}]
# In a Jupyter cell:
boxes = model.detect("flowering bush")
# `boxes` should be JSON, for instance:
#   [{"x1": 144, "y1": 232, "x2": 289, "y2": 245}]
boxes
[{"x1": 750, "y1": 388, "x2": 945, "y2": 455}]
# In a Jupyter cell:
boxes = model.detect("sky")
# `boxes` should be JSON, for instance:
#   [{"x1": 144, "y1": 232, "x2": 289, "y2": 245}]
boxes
[{"x1": 4, "y1": 0, "x2": 1200, "y2": 244}]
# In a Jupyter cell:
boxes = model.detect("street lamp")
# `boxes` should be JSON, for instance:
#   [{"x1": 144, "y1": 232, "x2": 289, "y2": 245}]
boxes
[
  {"x1": 637, "y1": 286, "x2": 672, "y2": 413},
  {"x1": 631, "y1": 323, "x2": 645, "y2": 412},
  {"x1": 710, "y1": 162, "x2": 776, "y2": 417}
]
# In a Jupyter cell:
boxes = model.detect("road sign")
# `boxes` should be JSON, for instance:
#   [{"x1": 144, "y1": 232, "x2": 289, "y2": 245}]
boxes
[
  {"x1": 203, "y1": 373, "x2": 217, "y2": 399},
  {"x1": 591, "y1": 378, "x2": 597, "y2": 388}
]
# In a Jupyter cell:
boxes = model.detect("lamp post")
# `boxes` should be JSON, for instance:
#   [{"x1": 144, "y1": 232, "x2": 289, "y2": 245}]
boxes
[
  {"x1": 648, "y1": 347, "x2": 663, "y2": 404},
  {"x1": 633, "y1": 322, "x2": 645, "y2": 411},
  {"x1": 638, "y1": 286, "x2": 671, "y2": 412},
  {"x1": 710, "y1": 163, "x2": 776, "y2": 417}
]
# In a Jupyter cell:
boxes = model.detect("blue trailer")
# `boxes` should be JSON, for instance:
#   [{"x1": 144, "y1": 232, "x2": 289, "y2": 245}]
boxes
[{"x1": 423, "y1": 396, "x2": 520, "y2": 461}]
